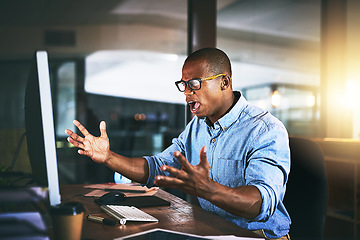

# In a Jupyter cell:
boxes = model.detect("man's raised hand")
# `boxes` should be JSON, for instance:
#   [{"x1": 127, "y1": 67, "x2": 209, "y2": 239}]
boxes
[
  {"x1": 154, "y1": 146, "x2": 213, "y2": 198},
  {"x1": 65, "y1": 120, "x2": 110, "y2": 164}
]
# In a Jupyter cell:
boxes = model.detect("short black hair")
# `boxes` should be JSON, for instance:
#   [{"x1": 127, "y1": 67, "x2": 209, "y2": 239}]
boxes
[{"x1": 185, "y1": 48, "x2": 232, "y2": 77}]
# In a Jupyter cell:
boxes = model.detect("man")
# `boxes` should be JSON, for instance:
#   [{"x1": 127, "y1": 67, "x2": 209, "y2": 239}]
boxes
[{"x1": 66, "y1": 48, "x2": 291, "y2": 239}]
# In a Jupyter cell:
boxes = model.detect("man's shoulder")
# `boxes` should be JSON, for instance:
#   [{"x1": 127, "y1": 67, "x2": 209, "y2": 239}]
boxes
[{"x1": 241, "y1": 103, "x2": 285, "y2": 130}]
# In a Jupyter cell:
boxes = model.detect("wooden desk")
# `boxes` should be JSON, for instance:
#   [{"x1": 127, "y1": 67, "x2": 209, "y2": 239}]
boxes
[{"x1": 60, "y1": 185, "x2": 260, "y2": 239}]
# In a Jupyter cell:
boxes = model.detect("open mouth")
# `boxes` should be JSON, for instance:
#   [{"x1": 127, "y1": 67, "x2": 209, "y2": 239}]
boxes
[{"x1": 188, "y1": 101, "x2": 201, "y2": 113}]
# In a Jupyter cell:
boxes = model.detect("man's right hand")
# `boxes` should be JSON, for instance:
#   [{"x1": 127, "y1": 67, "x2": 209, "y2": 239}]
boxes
[{"x1": 65, "y1": 120, "x2": 110, "y2": 164}]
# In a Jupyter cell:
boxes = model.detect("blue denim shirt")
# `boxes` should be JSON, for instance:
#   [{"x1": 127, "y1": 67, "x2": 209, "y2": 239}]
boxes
[{"x1": 144, "y1": 92, "x2": 291, "y2": 238}]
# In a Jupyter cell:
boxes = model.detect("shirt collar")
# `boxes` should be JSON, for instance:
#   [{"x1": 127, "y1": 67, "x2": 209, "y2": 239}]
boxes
[{"x1": 204, "y1": 91, "x2": 247, "y2": 131}]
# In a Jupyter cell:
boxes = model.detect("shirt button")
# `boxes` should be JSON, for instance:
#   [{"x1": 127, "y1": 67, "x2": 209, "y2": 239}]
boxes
[
  {"x1": 224, "y1": 127, "x2": 227, "y2": 130},
  {"x1": 212, "y1": 138, "x2": 216, "y2": 143}
]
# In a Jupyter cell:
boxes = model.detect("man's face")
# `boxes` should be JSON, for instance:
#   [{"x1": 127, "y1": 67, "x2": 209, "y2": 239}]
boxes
[{"x1": 181, "y1": 59, "x2": 226, "y2": 123}]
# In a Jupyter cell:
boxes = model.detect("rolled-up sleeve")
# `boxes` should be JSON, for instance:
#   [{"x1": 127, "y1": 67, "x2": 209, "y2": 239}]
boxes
[
  {"x1": 246, "y1": 122, "x2": 290, "y2": 221},
  {"x1": 144, "y1": 130, "x2": 188, "y2": 187}
]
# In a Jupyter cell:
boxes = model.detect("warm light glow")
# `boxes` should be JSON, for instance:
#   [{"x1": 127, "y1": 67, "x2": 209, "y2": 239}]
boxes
[
  {"x1": 306, "y1": 95, "x2": 316, "y2": 107},
  {"x1": 346, "y1": 79, "x2": 360, "y2": 110},
  {"x1": 271, "y1": 90, "x2": 281, "y2": 107}
]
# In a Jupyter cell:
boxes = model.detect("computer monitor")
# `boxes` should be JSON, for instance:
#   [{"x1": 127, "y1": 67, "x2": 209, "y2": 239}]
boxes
[{"x1": 25, "y1": 51, "x2": 61, "y2": 206}]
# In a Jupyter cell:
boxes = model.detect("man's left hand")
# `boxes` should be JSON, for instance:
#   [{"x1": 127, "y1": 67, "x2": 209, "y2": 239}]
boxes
[{"x1": 154, "y1": 146, "x2": 213, "y2": 198}]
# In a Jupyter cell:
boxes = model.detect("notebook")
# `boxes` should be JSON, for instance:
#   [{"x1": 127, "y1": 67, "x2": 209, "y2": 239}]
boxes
[{"x1": 95, "y1": 195, "x2": 171, "y2": 207}]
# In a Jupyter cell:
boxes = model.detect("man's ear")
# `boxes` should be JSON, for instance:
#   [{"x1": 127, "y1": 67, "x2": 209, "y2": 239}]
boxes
[{"x1": 221, "y1": 76, "x2": 231, "y2": 90}]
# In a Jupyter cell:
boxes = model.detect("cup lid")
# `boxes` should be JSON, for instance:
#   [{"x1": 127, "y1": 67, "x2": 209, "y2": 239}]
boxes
[{"x1": 50, "y1": 202, "x2": 85, "y2": 215}]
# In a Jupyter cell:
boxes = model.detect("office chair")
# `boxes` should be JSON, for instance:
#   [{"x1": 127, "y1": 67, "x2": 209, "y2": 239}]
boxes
[{"x1": 284, "y1": 137, "x2": 328, "y2": 240}]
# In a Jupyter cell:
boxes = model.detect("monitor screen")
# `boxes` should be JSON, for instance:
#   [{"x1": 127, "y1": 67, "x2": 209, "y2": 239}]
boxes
[{"x1": 25, "y1": 51, "x2": 61, "y2": 206}]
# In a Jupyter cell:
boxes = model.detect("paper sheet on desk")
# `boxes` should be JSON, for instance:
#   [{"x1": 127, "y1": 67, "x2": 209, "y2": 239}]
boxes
[
  {"x1": 207, "y1": 236, "x2": 264, "y2": 240},
  {"x1": 84, "y1": 183, "x2": 158, "y2": 197},
  {"x1": 84, "y1": 189, "x2": 157, "y2": 197}
]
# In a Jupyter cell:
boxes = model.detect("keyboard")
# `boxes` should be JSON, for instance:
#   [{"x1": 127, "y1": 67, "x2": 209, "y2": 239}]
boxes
[{"x1": 101, "y1": 205, "x2": 159, "y2": 225}]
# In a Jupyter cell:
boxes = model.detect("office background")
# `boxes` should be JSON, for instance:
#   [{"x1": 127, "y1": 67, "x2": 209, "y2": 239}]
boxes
[{"x1": 1, "y1": 0, "x2": 360, "y2": 238}]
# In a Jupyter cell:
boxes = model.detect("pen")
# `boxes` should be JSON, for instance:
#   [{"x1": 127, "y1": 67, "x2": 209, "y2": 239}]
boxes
[{"x1": 87, "y1": 215, "x2": 116, "y2": 226}]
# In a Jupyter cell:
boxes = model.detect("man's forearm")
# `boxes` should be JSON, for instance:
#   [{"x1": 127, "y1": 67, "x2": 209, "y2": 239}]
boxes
[
  {"x1": 204, "y1": 181, "x2": 262, "y2": 220},
  {"x1": 104, "y1": 151, "x2": 149, "y2": 184}
]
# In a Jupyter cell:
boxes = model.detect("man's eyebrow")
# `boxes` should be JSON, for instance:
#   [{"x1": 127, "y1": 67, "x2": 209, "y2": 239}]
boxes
[{"x1": 181, "y1": 77, "x2": 201, "y2": 81}]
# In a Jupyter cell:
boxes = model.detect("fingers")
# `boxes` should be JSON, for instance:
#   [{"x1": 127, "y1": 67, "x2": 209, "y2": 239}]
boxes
[
  {"x1": 65, "y1": 128, "x2": 84, "y2": 144},
  {"x1": 154, "y1": 174, "x2": 184, "y2": 188},
  {"x1": 73, "y1": 120, "x2": 90, "y2": 137},
  {"x1": 156, "y1": 147, "x2": 210, "y2": 195},
  {"x1": 99, "y1": 121, "x2": 108, "y2": 139},
  {"x1": 199, "y1": 146, "x2": 210, "y2": 169},
  {"x1": 77, "y1": 149, "x2": 92, "y2": 157},
  {"x1": 65, "y1": 135, "x2": 91, "y2": 157},
  {"x1": 64, "y1": 120, "x2": 88, "y2": 149},
  {"x1": 173, "y1": 147, "x2": 209, "y2": 171},
  {"x1": 173, "y1": 151, "x2": 192, "y2": 172},
  {"x1": 160, "y1": 165, "x2": 188, "y2": 180},
  {"x1": 66, "y1": 134, "x2": 85, "y2": 149},
  {"x1": 65, "y1": 120, "x2": 100, "y2": 159}
]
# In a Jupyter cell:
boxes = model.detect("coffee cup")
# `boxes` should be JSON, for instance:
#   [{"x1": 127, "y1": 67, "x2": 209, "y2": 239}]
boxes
[{"x1": 50, "y1": 202, "x2": 85, "y2": 240}]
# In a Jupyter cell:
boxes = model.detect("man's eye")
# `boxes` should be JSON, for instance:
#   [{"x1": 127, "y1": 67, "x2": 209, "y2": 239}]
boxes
[{"x1": 190, "y1": 80, "x2": 200, "y2": 88}]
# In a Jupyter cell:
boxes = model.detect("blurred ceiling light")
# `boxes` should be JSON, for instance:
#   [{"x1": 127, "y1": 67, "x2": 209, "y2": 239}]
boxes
[
  {"x1": 271, "y1": 90, "x2": 281, "y2": 107},
  {"x1": 134, "y1": 113, "x2": 146, "y2": 121}
]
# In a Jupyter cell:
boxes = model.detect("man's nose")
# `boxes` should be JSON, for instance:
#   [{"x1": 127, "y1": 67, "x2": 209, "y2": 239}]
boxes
[{"x1": 184, "y1": 85, "x2": 194, "y2": 95}]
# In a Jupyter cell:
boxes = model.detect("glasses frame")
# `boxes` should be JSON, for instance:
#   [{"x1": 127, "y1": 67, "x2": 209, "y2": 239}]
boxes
[{"x1": 175, "y1": 73, "x2": 226, "y2": 92}]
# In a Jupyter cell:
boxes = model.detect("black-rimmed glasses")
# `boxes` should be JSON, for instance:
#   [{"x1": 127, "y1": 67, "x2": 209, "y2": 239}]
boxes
[{"x1": 175, "y1": 73, "x2": 226, "y2": 92}]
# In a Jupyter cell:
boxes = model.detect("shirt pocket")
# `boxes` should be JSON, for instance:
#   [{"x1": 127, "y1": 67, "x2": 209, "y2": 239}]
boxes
[{"x1": 212, "y1": 158, "x2": 245, "y2": 187}]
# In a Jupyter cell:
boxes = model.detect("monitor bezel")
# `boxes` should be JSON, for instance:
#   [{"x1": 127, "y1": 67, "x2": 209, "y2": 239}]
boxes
[{"x1": 25, "y1": 50, "x2": 61, "y2": 206}]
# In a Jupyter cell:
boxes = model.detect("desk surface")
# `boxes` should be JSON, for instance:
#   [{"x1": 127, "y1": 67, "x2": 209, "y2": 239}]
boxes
[{"x1": 60, "y1": 185, "x2": 260, "y2": 240}]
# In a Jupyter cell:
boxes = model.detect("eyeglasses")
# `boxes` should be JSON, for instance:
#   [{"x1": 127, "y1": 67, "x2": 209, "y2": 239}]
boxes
[{"x1": 175, "y1": 73, "x2": 226, "y2": 92}]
